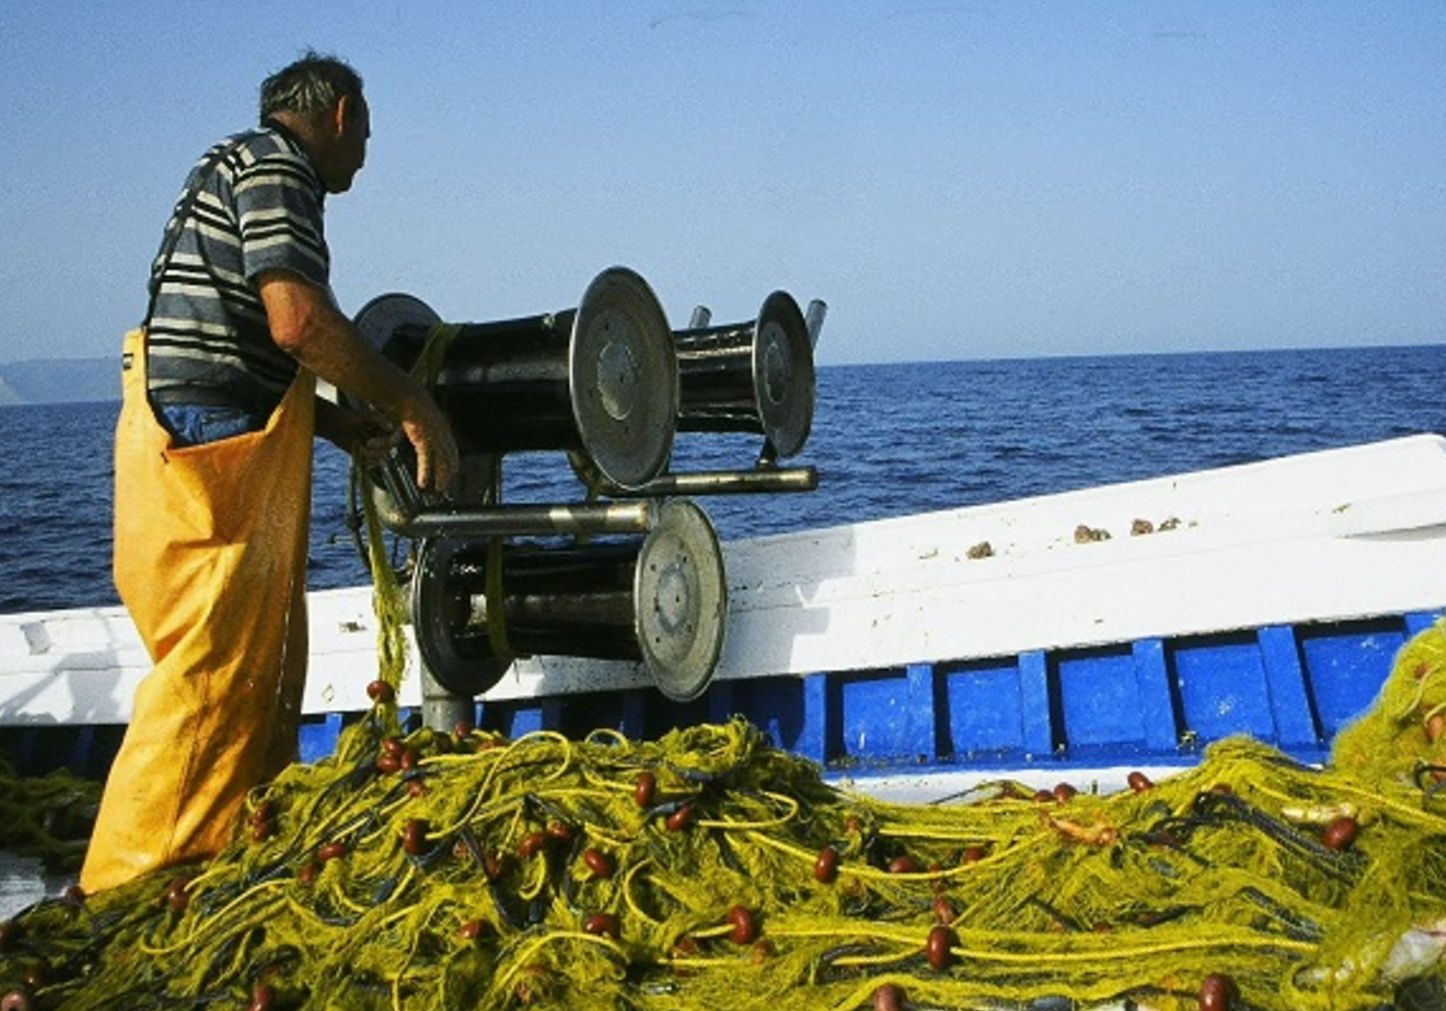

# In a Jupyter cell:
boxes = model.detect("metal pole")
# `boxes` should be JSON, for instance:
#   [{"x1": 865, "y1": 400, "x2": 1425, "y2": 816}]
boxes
[
  {"x1": 400, "y1": 500, "x2": 657, "y2": 538},
  {"x1": 596, "y1": 467, "x2": 817, "y2": 497},
  {"x1": 805, "y1": 299, "x2": 828, "y2": 349},
  {"x1": 419, "y1": 662, "x2": 475, "y2": 733}
]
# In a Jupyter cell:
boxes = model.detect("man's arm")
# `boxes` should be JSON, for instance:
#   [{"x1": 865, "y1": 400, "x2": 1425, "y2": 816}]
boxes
[{"x1": 257, "y1": 270, "x2": 459, "y2": 492}]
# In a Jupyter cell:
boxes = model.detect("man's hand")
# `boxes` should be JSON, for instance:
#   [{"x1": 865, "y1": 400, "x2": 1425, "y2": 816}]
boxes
[
  {"x1": 315, "y1": 399, "x2": 401, "y2": 459},
  {"x1": 259, "y1": 270, "x2": 460, "y2": 492},
  {"x1": 396, "y1": 394, "x2": 457, "y2": 494}
]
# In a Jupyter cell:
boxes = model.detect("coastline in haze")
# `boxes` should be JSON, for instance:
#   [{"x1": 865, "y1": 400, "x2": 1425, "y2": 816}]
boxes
[{"x1": 0, "y1": 359, "x2": 121, "y2": 406}]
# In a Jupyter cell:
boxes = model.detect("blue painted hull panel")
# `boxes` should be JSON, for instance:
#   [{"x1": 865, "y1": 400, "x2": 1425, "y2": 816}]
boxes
[{"x1": 4, "y1": 610, "x2": 1438, "y2": 780}]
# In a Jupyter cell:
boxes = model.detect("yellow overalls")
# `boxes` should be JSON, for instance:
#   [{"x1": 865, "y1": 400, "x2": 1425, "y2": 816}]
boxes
[{"x1": 81, "y1": 327, "x2": 315, "y2": 892}]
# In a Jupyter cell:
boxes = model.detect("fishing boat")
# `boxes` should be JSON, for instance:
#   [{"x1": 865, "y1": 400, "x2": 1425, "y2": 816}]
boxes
[
  {"x1": 4, "y1": 432, "x2": 1443, "y2": 792},
  {"x1": 2, "y1": 273, "x2": 1444, "y2": 1007}
]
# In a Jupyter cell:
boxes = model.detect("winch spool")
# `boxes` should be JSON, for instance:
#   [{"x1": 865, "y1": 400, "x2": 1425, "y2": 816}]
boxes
[
  {"x1": 410, "y1": 498, "x2": 726, "y2": 701},
  {"x1": 672, "y1": 289, "x2": 816, "y2": 459},
  {"x1": 343, "y1": 268, "x2": 821, "y2": 710},
  {"x1": 352, "y1": 266, "x2": 678, "y2": 494}
]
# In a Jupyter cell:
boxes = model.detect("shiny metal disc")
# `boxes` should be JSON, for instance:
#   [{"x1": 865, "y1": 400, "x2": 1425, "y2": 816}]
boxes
[
  {"x1": 633, "y1": 498, "x2": 726, "y2": 701},
  {"x1": 352, "y1": 292, "x2": 440, "y2": 358},
  {"x1": 751, "y1": 290, "x2": 814, "y2": 458},
  {"x1": 568, "y1": 267, "x2": 677, "y2": 490}
]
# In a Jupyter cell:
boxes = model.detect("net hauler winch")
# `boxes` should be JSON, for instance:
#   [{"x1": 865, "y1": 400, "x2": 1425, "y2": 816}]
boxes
[
  {"x1": 412, "y1": 499, "x2": 725, "y2": 702},
  {"x1": 583, "y1": 292, "x2": 829, "y2": 498},
  {"x1": 353, "y1": 265, "x2": 678, "y2": 518},
  {"x1": 347, "y1": 266, "x2": 825, "y2": 712},
  {"x1": 677, "y1": 290, "x2": 815, "y2": 458}
]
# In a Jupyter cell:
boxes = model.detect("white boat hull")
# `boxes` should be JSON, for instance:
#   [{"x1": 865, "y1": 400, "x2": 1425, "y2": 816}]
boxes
[{"x1": 3, "y1": 435, "x2": 1444, "y2": 727}]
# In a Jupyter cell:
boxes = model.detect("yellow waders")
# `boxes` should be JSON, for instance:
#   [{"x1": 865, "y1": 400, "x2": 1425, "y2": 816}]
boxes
[{"x1": 81, "y1": 328, "x2": 315, "y2": 893}]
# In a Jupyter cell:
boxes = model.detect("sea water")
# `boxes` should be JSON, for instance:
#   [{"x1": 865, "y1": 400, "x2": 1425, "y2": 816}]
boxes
[{"x1": 1, "y1": 344, "x2": 1443, "y2": 615}]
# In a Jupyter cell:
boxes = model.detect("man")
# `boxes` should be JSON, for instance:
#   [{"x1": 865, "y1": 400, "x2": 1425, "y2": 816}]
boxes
[{"x1": 80, "y1": 53, "x2": 458, "y2": 892}]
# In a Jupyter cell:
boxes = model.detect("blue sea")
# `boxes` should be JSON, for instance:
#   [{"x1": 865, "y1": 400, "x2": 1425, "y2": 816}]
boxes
[{"x1": 1, "y1": 345, "x2": 1443, "y2": 615}]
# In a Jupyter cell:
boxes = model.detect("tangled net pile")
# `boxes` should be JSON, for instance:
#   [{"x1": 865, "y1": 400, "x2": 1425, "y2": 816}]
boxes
[
  {"x1": 0, "y1": 759, "x2": 96, "y2": 875},
  {"x1": 4, "y1": 474, "x2": 1445, "y2": 1011},
  {"x1": 0, "y1": 626, "x2": 1441, "y2": 1011}
]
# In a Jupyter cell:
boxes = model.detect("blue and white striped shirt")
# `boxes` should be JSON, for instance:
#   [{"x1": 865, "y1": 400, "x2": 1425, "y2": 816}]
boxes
[{"x1": 145, "y1": 122, "x2": 329, "y2": 414}]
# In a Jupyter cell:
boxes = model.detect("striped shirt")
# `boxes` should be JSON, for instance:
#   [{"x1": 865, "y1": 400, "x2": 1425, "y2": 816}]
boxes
[{"x1": 145, "y1": 122, "x2": 329, "y2": 413}]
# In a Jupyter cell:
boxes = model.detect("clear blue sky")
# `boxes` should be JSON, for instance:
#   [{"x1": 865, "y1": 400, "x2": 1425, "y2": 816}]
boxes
[{"x1": 1, "y1": 2, "x2": 1441, "y2": 365}]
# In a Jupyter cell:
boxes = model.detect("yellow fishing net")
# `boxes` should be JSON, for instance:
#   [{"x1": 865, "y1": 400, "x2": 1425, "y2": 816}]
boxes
[{"x1": 1, "y1": 610, "x2": 1442, "y2": 1010}]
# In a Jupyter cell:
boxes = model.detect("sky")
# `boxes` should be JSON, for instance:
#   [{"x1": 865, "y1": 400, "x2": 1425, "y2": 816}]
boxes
[{"x1": 1, "y1": 2, "x2": 1442, "y2": 366}]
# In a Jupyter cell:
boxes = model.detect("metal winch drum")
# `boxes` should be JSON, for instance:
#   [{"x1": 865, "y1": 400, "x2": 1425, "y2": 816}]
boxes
[
  {"x1": 346, "y1": 265, "x2": 825, "y2": 718},
  {"x1": 673, "y1": 289, "x2": 815, "y2": 459},
  {"x1": 353, "y1": 266, "x2": 678, "y2": 491},
  {"x1": 411, "y1": 499, "x2": 726, "y2": 702}
]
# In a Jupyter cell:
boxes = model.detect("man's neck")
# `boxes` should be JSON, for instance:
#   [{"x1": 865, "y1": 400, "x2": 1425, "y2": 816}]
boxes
[
  {"x1": 262, "y1": 114, "x2": 327, "y2": 195},
  {"x1": 263, "y1": 113, "x2": 317, "y2": 158}
]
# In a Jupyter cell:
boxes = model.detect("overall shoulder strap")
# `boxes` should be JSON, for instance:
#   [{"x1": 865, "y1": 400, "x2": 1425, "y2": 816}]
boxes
[{"x1": 143, "y1": 140, "x2": 234, "y2": 327}]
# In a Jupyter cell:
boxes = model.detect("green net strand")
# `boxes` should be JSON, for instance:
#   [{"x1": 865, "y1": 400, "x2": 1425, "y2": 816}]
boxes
[
  {"x1": 1331, "y1": 625, "x2": 1446, "y2": 794},
  {"x1": 1, "y1": 616, "x2": 1443, "y2": 1010},
  {"x1": 350, "y1": 318, "x2": 463, "y2": 754},
  {"x1": 356, "y1": 461, "x2": 407, "y2": 752}
]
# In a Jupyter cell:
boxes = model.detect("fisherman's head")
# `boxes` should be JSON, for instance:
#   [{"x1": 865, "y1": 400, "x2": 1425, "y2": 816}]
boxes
[{"x1": 259, "y1": 51, "x2": 369, "y2": 194}]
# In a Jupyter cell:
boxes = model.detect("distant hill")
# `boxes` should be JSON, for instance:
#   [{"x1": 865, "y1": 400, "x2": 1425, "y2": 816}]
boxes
[{"x1": 0, "y1": 357, "x2": 120, "y2": 404}]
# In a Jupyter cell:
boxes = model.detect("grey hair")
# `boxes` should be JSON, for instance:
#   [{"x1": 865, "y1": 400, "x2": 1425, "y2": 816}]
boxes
[{"x1": 259, "y1": 51, "x2": 363, "y2": 124}]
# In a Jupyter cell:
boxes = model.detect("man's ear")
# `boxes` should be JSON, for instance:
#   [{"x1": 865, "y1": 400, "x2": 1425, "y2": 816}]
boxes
[{"x1": 331, "y1": 95, "x2": 350, "y2": 138}]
